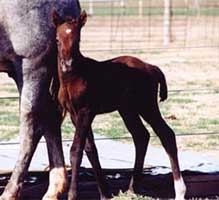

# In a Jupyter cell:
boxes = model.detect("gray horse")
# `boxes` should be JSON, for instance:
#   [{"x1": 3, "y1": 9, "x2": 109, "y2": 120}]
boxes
[{"x1": 0, "y1": 0, "x2": 80, "y2": 199}]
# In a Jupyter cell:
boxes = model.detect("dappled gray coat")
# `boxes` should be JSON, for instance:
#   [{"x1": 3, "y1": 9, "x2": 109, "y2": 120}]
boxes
[{"x1": 0, "y1": 0, "x2": 80, "y2": 199}]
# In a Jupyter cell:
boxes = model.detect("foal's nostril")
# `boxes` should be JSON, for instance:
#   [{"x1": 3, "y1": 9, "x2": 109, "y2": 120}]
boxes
[
  {"x1": 65, "y1": 59, "x2": 73, "y2": 67},
  {"x1": 60, "y1": 59, "x2": 72, "y2": 67},
  {"x1": 60, "y1": 59, "x2": 73, "y2": 72},
  {"x1": 61, "y1": 59, "x2": 65, "y2": 66}
]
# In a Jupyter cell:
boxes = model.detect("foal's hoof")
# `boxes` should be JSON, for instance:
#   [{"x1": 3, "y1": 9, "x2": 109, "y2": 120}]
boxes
[
  {"x1": 128, "y1": 179, "x2": 145, "y2": 195},
  {"x1": 174, "y1": 176, "x2": 186, "y2": 200},
  {"x1": 100, "y1": 197, "x2": 111, "y2": 200}
]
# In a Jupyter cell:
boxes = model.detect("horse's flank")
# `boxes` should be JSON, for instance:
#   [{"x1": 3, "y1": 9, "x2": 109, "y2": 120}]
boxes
[{"x1": 0, "y1": 0, "x2": 80, "y2": 58}]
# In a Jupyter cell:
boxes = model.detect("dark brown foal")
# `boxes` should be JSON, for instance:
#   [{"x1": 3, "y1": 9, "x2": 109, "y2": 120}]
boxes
[{"x1": 51, "y1": 10, "x2": 186, "y2": 200}]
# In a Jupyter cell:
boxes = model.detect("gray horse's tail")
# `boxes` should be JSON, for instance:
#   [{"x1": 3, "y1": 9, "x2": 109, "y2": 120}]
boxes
[{"x1": 155, "y1": 67, "x2": 168, "y2": 102}]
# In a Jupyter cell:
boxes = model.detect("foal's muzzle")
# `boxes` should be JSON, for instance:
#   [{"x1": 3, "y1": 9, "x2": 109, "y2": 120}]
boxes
[{"x1": 60, "y1": 58, "x2": 73, "y2": 72}]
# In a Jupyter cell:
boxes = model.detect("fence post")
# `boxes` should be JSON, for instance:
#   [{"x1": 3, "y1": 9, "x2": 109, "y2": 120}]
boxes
[
  {"x1": 120, "y1": 0, "x2": 124, "y2": 7},
  {"x1": 195, "y1": 0, "x2": 200, "y2": 16},
  {"x1": 163, "y1": 0, "x2": 172, "y2": 46},
  {"x1": 88, "y1": 0, "x2": 93, "y2": 15},
  {"x1": 139, "y1": 0, "x2": 143, "y2": 17}
]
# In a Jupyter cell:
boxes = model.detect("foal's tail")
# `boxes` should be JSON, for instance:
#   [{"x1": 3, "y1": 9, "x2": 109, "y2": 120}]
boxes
[{"x1": 155, "y1": 66, "x2": 168, "y2": 102}]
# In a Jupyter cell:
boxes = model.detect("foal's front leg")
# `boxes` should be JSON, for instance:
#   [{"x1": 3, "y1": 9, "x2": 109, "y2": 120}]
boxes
[
  {"x1": 70, "y1": 114, "x2": 111, "y2": 199},
  {"x1": 68, "y1": 108, "x2": 94, "y2": 200}
]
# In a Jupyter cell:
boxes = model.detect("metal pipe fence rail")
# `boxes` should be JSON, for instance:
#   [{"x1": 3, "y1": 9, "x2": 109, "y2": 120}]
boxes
[
  {"x1": 0, "y1": 87, "x2": 218, "y2": 146},
  {"x1": 0, "y1": 87, "x2": 218, "y2": 100},
  {"x1": 0, "y1": 132, "x2": 219, "y2": 146},
  {"x1": 0, "y1": 78, "x2": 219, "y2": 149}
]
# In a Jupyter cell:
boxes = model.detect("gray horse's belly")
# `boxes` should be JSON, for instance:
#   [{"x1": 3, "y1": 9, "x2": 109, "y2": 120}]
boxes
[
  {"x1": 0, "y1": 0, "x2": 80, "y2": 58},
  {"x1": 0, "y1": 24, "x2": 14, "y2": 59}
]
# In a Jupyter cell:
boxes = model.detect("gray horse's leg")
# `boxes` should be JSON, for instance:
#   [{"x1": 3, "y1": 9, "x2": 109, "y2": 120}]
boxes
[
  {"x1": 43, "y1": 96, "x2": 68, "y2": 200},
  {"x1": 0, "y1": 59, "x2": 44, "y2": 199},
  {"x1": 0, "y1": 56, "x2": 66, "y2": 200}
]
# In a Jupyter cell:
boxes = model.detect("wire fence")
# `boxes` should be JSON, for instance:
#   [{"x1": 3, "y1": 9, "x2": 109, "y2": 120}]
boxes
[
  {"x1": 0, "y1": 87, "x2": 218, "y2": 146},
  {"x1": 1, "y1": 131, "x2": 219, "y2": 146},
  {"x1": 0, "y1": 87, "x2": 218, "y2": 100},
  {"x1": 79, "y1": 0, "x2": 219, "y2": 53}
]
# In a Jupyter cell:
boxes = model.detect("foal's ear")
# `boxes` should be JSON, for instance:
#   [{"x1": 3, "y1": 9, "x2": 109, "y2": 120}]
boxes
[
  {"x1": 51, "y1": 9, "x2": 63, "y2": 27},
  {"x1": 79, "y1": 10, "x2": 87, "y2": 27}
]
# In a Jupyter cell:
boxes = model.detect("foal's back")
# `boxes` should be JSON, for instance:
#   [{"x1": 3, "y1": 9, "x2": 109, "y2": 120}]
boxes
[
  {"x1": 65, "y1": 57, "x2": 158, "y2": 114},
  {"x1": 73, "y1": 56, "x2": 152, "y2": 87}
]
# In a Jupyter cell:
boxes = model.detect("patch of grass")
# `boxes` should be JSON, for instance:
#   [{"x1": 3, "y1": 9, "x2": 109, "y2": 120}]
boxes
[
  {"x1": 168, "y1": 97, "x2": 196, "y2": 104},
  {"x1": 112, "y1": 192, "x2": 154, "y2": 200},
  {"x1": 194, "y1": 116, "x2": 219, "y2": 134},
  {"x1": 0, "y1": 115, "x2": 19, "y2": 126},
  {"x1": 172, "y1": 8, "x2": 219, "y2": 16},
  {"x1": 0, "y1": 128, "x2": 18, "y2": 141},
  {"x1": 61, "y1": 116, "x2": 75, "y2": 138},
  {"x1": 93, "y1": 112, "x2": 128, "y2": 139},
  {"x1": 0, "y1": 81, "x2": 18, "y2": 97},
  {"x1": 186, "y1": 141, "x2": 203, "y2": 149},
  {"x1": 187, "y1": 81, "x2": 198, "y2": 86},
  {"x1": 94, "y1": 126, "x2": 125, "y2": 138},
  {"x1": 205, "y1": 135, "x2": 219, "y2": 149},
  {"x1": 0, "y1": 98, "x2": 19, "y2": 141},
  {"x1": 148, "y1": 51, "x2": 162, "y2": 55}
]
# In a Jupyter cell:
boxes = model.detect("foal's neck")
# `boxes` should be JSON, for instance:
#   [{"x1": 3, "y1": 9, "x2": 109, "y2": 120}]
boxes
[{"x1": 72, "y1": 39, "x2": 84, "y2": 63}]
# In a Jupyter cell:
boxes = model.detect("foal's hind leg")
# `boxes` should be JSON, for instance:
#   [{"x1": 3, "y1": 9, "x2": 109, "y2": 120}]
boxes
[
  {"x1": 85, "y1": 129, "x2": 112, "y2": 199},
  {"x1": 141, "y1": 109, "x2": 186, "y2": 200},
  {"x1": 119, "y1": 110, "x2": 150, "y2": 193}
]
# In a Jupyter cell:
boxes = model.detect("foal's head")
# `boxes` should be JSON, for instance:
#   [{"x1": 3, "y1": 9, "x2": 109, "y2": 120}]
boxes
[{"x1": 51, "y1": 10, "x2": 87, "y2": 72}]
